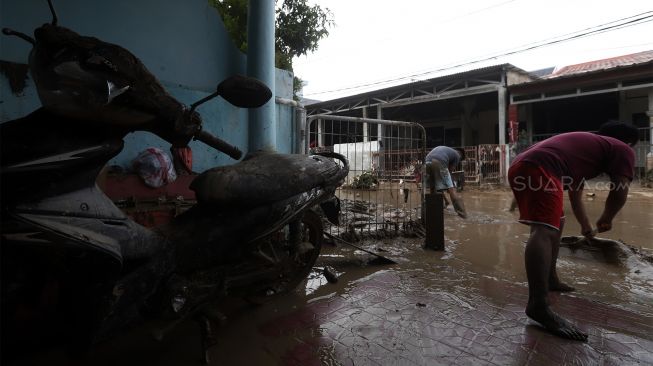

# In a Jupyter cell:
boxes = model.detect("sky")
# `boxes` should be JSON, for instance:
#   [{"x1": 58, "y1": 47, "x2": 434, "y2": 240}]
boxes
[{"x1": 292, "y1": 0, "x2": 653, "y2": 102}]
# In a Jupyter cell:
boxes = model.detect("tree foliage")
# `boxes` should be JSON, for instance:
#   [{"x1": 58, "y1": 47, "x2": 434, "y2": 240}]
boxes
[
  {"x1": 274, "y1": 0, "x2": 333, "y2": 71},
  {"x1": 210, "y1": 0, "x2": 249, "y2": 53},
  {"x1": 210, "y1": 0, "x2": 333, "y2": 99}
]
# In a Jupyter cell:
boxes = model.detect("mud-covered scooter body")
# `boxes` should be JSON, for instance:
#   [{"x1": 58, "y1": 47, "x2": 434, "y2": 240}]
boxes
[{"x1": 1, "y1": 1, "x2": 348, "y2": 362}]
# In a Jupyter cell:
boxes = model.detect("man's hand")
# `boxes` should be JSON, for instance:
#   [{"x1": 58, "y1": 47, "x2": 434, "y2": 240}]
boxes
[
  {"x1": 581, "y1": 227, "x2": 597, "y2": 239},
  {"x1": 596, "y1": 175, "x2": 629, "y2": 234},
  {"x1": 581, "y1": 225, "x2": 595, "y2": 239},
  {"x1": 450, "y1": 194, "x2": 467, "y2": 219},
  {"x1": 596, "y1": 218, "x2": 612, "y2": 233},
  {"x1": 568, "y1": 188, "x2": 592, "y2": 236}
]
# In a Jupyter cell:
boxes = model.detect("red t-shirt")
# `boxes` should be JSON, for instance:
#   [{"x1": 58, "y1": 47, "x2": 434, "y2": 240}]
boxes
[{"x1": 512, "y1": 132, "x2": 635, "y2": 189}]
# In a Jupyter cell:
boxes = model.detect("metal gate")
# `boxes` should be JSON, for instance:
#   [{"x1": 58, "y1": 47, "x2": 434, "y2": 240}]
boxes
[
  {"x1": 306, "y1": 115, "x2": 426, "y2": 238},
  {"x1": 629, "y1": 143, "x2": 652, "y2": 188},
  {"x1": 454, "y1": 144, "x2": 507, "y2": 186}
]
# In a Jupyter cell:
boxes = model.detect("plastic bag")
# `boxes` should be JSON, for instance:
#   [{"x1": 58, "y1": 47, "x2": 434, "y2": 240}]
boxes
[{"x1": 132, "y1": 147, "x2": 177, "y2": 188}]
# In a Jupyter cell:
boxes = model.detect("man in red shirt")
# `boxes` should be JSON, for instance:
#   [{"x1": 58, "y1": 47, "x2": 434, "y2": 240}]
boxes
[{"x1": 508, "y1": 121, "x2": 638, "y2": 341}]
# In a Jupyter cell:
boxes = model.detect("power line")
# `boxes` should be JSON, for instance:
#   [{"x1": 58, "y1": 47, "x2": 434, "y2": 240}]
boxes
[
  {"x1": 304, "y1": 11, "x2": 653, "y2": 97},
  {"x1": 453, "y1": 11, "x2": 652, "y2": 72},
  {"x1": 306, "y1": 13, "x2": 652, "y2": 96}
]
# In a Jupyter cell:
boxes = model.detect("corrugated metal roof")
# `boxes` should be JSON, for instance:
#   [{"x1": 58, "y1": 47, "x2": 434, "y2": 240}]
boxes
[
  {"x1": 528, "y1": 67, "x2": 555, "y2": 78},
  {"x1": 307, "y1": 63, "x2": 537, "y2": 108},
  {"x1": 424, "y1": 63, "x2": 538, "y2": 81},
  {"x1": 547, "y1": 50, "x2": 653, "y2": 78}
]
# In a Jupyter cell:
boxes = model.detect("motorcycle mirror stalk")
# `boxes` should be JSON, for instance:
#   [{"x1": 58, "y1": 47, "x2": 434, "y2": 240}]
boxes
[
  {"x1": 3, "y1": 0, "x2": 59, "y2": 43},
  {"x1": 189, "y1": 75, "x2": 272, "y2": 113}
]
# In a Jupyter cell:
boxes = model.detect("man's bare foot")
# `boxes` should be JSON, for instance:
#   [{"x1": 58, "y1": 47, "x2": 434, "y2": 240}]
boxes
[
  {"x1": 549, "y1": 282, "x2": 575, "y2": 292},
  {"x1": 526, "y1": 305, "x2": 588, "y2": 341}
]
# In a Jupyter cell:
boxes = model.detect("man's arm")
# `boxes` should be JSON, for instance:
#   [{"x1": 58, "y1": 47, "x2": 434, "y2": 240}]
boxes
[
  {"x1": 446, "y1": 187, "x2": 467, "y2": 218},
  {"x1": 597, "y1": 175, "x2": 630, "y2": 233},
  {"x1": 443, "y1": 163, "x2": 467, "y2": 218},
  {"x1": 568, "y1": 185, "x2": 593, "y2": 237}
]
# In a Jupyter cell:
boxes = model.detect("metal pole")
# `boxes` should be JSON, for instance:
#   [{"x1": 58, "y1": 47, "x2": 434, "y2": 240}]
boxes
[
  {"x1": 247, "y1": 0, "x2": 276, "y2": 152},
  {"x1": 647, "y1": 88, "x2": 653, "y2": 171},
  {"x1": 362, "y1": 107, "x2": 369, "y2": 142},
  {"x1": 498, "y1": 82, "x2": 508, "y2": 184},
  {"x1": 295, "y1": 107, "x2": 306, "y2": 154}
]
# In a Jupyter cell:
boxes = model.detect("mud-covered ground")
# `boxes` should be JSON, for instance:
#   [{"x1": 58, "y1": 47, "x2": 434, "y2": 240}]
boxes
[{"x1": 9, "y1": 189, "x2": 653, "y2": 365}]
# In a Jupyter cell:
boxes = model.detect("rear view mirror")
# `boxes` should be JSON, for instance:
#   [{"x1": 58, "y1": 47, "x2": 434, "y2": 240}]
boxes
[{"x1": 217, "y1": 75, "x2": 272, "y2": 108}]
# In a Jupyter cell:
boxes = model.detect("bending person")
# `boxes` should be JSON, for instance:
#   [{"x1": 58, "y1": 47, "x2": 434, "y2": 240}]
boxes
[
  {"x1": 508, "y1": 121, "x2": 638, "y2": 341},
  {"x1": 425, "y1": 146, "x2": 467, "y2": 218}
]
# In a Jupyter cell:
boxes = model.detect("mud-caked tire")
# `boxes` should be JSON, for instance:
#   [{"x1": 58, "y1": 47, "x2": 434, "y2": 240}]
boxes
[{"x1": 245, "y1": 210, "x2": 323, "y2": 304}]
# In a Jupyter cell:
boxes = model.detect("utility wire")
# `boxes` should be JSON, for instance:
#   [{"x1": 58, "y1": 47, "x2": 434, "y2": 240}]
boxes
[
  {"x1": 307, "y1": 14, "x2": 652, "y2": 96},
  {"x1": 453, "y1": 11, "x2": 653, "y2": 72},
  {"x1": 304, "y1": 11, "x2": 653, "y2": 97}
]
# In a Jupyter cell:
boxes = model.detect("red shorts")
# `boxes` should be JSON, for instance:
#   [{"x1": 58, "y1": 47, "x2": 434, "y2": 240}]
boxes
[{"x1": 508, "y1": 161, "x2": 564, "y2": 230}]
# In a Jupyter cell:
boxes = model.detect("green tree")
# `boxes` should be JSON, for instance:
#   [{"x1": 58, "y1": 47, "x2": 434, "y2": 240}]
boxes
[
  {"x1": 211, "y1": 0, "x2": 249, "y2": 53},
  {"x1": 210, "y1": 0, "x2": 333, "y2": 99}
]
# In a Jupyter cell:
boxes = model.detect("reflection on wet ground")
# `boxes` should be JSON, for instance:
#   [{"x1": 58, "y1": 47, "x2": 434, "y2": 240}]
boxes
[{"x1": 9, "y1": 189, "x2": 653, "y2": 365}]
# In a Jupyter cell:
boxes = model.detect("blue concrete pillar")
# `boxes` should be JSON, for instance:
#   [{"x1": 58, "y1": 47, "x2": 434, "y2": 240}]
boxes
[{"x1": 247, "y1": 0, "x2": 276, "y2": 152}]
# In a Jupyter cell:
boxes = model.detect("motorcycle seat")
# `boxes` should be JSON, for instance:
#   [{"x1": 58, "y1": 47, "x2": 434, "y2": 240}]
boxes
[{"x1": 190, "y1": 152, "x2": 344, "y2": 207}]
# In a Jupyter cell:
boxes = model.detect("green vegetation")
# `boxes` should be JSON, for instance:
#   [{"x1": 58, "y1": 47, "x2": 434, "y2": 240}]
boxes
[
  {"x1": 210, "y1": 0, "x2": 334, "y2": 100},
  {"x1": 351, "y1": 171, "x2": 379, "y2": 189}
]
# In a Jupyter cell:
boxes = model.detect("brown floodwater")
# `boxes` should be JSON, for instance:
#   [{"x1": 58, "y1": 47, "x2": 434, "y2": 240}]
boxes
[
  {"x1": 443, "y1": 189, "x2": 653, "y2": 311},
  {"x1": 7, "y1": 188, "x2": 652, "y2": 365}
]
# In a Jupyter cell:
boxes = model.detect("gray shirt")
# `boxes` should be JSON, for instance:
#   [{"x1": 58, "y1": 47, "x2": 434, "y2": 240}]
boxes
[{"x1": 425, "y1": 146, "x2": 460, "y2": 167}]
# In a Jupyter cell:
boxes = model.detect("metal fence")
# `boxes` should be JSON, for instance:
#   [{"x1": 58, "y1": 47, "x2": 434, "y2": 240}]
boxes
[
  {"x1": 306, "y1": 115, "x2": 426, "y2": 238},
  {"x1": 302, "y1": 117, "x2": 652, "y2": 238},
  {"x1": 450, "y1": 144, "x2": 506, "y2": 186},
  {"x1": 634, "y1": 143, "x2": 653, "y2": 187}
]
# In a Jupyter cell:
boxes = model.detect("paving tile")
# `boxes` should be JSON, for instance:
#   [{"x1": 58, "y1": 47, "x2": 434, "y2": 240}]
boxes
[{"x1": 253, "y1": 241, "x2": 653, "y2": 366}]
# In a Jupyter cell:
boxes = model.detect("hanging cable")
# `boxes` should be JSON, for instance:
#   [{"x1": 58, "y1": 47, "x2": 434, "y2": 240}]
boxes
[{"x1": 304, "y1": 11, "x2": 653, "y2": 97}]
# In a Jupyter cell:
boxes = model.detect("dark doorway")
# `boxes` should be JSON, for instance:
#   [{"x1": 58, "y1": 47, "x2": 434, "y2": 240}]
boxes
[{"x1": 532, "y1": 93, "x2": 618, "y2": 134}]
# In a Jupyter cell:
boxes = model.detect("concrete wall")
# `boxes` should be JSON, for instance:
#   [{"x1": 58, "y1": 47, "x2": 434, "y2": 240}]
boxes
[
  {"x1": 0, "y1": 0, "x2": 295, "y2": 171},
  {"x1": 506, "y1": 70, "x2": 534, "y2": 86},
  {"x1": 275, "y1": 69, "x2": 295, "y2": 154},
  {"x1": 334, "y1": 141, "x2": 381, "y2": 182}
]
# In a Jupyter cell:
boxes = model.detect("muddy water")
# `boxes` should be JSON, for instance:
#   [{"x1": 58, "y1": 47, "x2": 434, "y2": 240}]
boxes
[
  {"x1": 195, "y1": 188, "x2": 653, "y2": 364},
  {"x1": 445, "y1": 189, "x2": 653, "y2": 312},
  {"x1": 7, "y1": 188, "x2": 652, "y2": 365}
]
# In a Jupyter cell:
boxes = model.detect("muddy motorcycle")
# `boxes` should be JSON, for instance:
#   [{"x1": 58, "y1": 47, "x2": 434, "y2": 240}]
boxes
[{"x1": 0, "y1": 4, "x2": 348, "y2": 362}]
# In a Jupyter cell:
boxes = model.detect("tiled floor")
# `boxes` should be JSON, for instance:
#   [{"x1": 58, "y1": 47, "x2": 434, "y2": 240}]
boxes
[{"x1": 259, "y1": 263, "x2": 653, "y2": 365}]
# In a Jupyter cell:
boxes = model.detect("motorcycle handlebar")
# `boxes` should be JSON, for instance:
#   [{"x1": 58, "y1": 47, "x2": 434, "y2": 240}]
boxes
[{"x1": 195, "y1": 130, "x2": 242, "y2": 160}]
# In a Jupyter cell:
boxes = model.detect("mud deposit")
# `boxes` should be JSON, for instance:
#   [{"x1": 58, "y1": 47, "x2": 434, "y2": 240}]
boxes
[{"x1": 8, "y1": 189, "x2": 653, "y2": 365}]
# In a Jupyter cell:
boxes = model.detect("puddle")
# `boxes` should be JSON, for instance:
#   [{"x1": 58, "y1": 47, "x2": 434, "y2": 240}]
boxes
[{"x1": 315, "y1": 188, "x2": 652, "y2": 315}]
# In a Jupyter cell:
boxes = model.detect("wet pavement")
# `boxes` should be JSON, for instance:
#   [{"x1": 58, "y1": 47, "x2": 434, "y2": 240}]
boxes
[{"x1": 9, "y1": 189, "x2": 653, "y2": 365}]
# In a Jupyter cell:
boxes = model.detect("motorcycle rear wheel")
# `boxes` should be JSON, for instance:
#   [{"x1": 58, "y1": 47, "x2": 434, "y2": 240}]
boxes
[{"x1": 245, "y1": 209, "x2": 323, "y2": 304}]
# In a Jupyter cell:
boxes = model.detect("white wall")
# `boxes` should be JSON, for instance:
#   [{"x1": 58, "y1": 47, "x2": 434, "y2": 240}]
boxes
[{"x1": 334, "y1": 141, "x2": 381, "y2": 183}]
